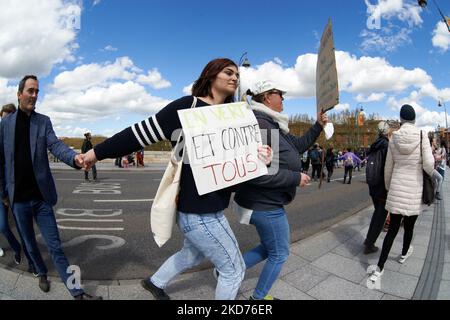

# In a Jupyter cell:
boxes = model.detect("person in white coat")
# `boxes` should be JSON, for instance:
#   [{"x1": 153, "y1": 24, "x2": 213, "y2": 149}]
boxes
[{"x1": 369, "y1": 104, "x2": 434, "y2": 283}]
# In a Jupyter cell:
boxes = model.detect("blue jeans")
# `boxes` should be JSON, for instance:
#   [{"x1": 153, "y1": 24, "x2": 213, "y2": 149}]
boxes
[
  {"x1": 0, "y1": 203, "x2": 21, "y2": 254},
  {"x1": 12, "y1": 200, "x2": 84, "y2": 297},
  {"x1": 150, "y1": 211, "x2": 245, "y2": 300},
  {"x1": 243, "y1": 208, "x2": 290, "y2": 299}
]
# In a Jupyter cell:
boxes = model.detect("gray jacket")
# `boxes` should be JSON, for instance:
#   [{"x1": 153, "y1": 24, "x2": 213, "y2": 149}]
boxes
[{"x1": 234, "y1": 111, "x2": 323, "y2": 211}]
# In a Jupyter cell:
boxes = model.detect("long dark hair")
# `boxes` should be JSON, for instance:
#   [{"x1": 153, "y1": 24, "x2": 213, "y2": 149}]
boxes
[{"x1": 191, "y1": 58, "x2": 237, "y2": 103}]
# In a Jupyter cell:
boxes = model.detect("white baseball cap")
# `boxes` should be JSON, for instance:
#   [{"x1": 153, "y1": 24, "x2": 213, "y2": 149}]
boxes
[{"x1": 252, "y1": 80, "x2": 287, "y2": 96}]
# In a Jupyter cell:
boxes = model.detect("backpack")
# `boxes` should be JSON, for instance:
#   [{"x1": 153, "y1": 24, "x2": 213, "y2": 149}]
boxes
[
  {"x1": 344, "y1": 155, "x2": 354, "y2": 167},
  {"x1": 365, "y1": 149, "x2": 383, "y2": 186},
  {"x1": 310, "y1": 149, "x2": 320, "y2": 164}
]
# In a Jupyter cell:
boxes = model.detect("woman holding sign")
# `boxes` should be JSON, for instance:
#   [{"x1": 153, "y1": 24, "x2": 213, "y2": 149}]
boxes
[
  {"x1": 232, "y1": 80, "x2": 327, "y2": 300},
  {"x1": 81, "y1": 58, "x2": 271, "y2": 300}
]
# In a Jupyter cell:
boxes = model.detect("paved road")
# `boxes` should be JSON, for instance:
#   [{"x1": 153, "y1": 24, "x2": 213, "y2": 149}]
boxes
[{"x1": 0, "y1": 167, "x2": 370, "y2": 281}]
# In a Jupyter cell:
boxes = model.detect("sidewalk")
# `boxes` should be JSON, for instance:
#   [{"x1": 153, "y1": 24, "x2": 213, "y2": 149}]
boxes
[{"x1": 1, "y1": 179, "x2": 449, "y2": 300}]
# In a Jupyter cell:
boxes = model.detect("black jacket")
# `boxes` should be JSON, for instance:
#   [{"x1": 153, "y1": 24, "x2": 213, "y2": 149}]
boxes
[
  {"x1": 368, "y1": 135, "x2": 389, "y2": 199},
  {"x1": 234, "y1": 111, "x2": 322, "y2": 211}
]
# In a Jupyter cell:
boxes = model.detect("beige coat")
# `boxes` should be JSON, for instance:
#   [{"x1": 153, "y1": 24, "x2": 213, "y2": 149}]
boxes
[{"x1": 384, "y1": 123, "x2": 434, "y2": 216}]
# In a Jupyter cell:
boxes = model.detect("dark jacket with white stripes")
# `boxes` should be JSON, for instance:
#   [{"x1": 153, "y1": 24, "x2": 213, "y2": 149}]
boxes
[
  {"x1": 234, "y1": 111, "x2": 323, "y2": 211},
  {"x1": 94, "y1": 96, "x2": 234, "y2": 214}
]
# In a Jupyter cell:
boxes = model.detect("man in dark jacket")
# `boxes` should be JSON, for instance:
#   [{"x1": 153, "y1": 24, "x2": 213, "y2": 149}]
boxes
[
  {"x1": 81, "y1": 132, "x2": 97, "y2": 181},
  {"x1": 364, "y1": 121, "x2": 390, "y2": 254}
]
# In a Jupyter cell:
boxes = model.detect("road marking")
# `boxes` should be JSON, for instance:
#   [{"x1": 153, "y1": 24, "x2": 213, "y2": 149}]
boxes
[
  {"x1": 57, "y1": 179, "x2": 126, "y2": 181},
  {"x1": 93, "y1": 199, "x2": 154, "y2": 202},
  {"x1": 56, "y1": 218, "x2": 124, "y2": 231}
]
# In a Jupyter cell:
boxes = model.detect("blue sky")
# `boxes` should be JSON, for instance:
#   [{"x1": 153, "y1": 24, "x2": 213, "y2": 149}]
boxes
[{"x1": 1, "y1": 0, "x2": 449, "y2": 137}]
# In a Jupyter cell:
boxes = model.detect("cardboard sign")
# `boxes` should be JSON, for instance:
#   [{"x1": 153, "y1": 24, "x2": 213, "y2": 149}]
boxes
[
  {"x1": 178, "y1": 102, "x2": 268, "y2": 195},
  {"x1": 316, "y1": 19, "x2": 339, "y2": 113}
]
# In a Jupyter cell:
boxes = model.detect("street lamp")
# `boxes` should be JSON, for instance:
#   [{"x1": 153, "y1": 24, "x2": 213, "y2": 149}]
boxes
[
  {"x1": 237, "y1": 52, "x2": 251, "y2": 101},
  {"x1": 418, "y1": 0, "x2": 450, "y2": 32},
  {"x1": 438, "y1": 98, "x2": 449, "y2": 152}
]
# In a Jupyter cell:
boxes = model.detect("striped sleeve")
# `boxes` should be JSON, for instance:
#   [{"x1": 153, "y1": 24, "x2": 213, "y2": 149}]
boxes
[
  {"x1": 94, "y1": 96, "x2": 194, "y2": 160},
  {"x1": 131, "y1": 115, "x2": 167, "y2": 147}
]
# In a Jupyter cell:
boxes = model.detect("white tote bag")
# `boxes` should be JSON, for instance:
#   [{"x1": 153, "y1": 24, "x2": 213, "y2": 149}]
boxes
[{"x1": 150, "y1": 97, "x2": 197, "y2": 247}]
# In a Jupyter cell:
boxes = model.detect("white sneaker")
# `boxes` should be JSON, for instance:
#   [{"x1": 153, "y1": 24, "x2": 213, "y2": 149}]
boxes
[
  {"x1": 0, "y1": 247, "x2": 4, "y2": 257},
  {"x1": 369, "y1": 269, "x2": 384, "y2": 283},
  {"x1": 398, "y1": 246, "x2": 414, "y2": 264}
]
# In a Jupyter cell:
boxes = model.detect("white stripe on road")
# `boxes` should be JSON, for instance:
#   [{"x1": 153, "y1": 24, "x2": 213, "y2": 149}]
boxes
[
  {"x1": 93, "y1": 199, "x2": 154, "y2": 202},
  {"x1": 56, "y1": 219, "x2": 124, "y2": 231},
  {"x1": 56, "y1": 179, "x2": 126, "y2": 181}
]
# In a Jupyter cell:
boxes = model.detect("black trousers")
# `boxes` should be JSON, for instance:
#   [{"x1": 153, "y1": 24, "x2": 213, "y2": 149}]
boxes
[
  {"x1": 311, "y1": 164, "x2": 322, "y2": 180},
  {"x1": 343, "y1": 166, "x2": 353, "y2": 182},
  {"x1": 377, "y1": 214, "x2": 418, "y2": 270},
  {"x1": 326, "y1": 164, "x2": 334, "y2": 180},
  {"x1": 365, "y1": 196, "x2": 388, "y2": 246}
]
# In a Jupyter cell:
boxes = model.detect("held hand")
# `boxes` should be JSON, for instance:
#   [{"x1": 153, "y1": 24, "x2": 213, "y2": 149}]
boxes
[
  {"x1": 317, "y1": 111, "x2": 328, "y2": 127},
  {"x1": 74, "y1": 153, "x2": 84, "y2": 169},
  {"x1": 257, "y1": 145, "x2": 273, "y2": 165},
  {"x1": 83, "y1": 149, "x2": 98, "y2": 170},
  {"x1": 299, "y1": 173, "x2": 311, "y2": 187}
]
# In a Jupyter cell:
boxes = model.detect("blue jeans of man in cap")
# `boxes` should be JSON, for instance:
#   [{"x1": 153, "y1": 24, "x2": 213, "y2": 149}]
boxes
[
  {"x1": 12, "y1": 200, "x2": 84, "y2": 297},
  {"x1": 150, "y1": 211, "x2": 245, "y2": 300},
  {"x1": 243, "y1": 207, "x2": 290, "y2": 299}
]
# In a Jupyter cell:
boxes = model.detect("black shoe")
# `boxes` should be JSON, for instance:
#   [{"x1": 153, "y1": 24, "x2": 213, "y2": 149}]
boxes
[
  {"x1": 141, "y1": 279, "x2": 170, "y2": 300},
  {"x1": 364, "y1": 244, "x2": 379, "y2": 254},
  {"x1": 74, "y1": 293, "x2": 103, "y2": 300},
  {"x1": 347, "y1": 181, "x2": 351, "y2": 184},
  {"x1": 14, "y1": 252, "x2": 21, "y2": 265},
  {"x1": 249, "y1": 295, "x2": 280, "y2": 300},
  {"x1": 38, "y1": 275, "x2": 50, "y2": 293}
]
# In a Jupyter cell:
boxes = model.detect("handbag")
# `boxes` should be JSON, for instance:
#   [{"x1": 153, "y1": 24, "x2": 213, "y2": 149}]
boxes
[
  {"x1": 150, "y1": 97, "x2": 197, "y2": 247},
  {"x1": 420, "y1": 131, "x2": 435, "y2": 206}
]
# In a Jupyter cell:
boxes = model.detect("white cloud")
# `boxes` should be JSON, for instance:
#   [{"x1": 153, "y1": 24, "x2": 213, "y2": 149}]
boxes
[
  {"x1": 37, "y1": 57, "x2": 173, "y2": 128},
  {"x1": 52, "y1": 57, "x2": 139, "y2": 92},
  {"x1": 183, "y1": 83, "x2": 193, "y2": 95},
  {"x1": 432, "y1": 21, "x2": 450, "y2": 52},
  {"x1": 356, "y1": 92, "x2": 387, "y2": 102},
  {"x1": 0, "y1": 0, "x2": 80, "y2": 79},
  {"x1": 137, "y1": 69, "x2": 171, "y2": 89},
  {"x1": 361, "y1": 0, "x2": 423, "y2": 52},
  {"x1": 334, "y1": 103, "x2": 351, "y2": 111},
  {"x1": 93, "y1": 0, "x2": 101, "y2": 6},
  {"x1": 386, "y1": 95, "x2": 448, "y2": 130},
  {"x1": 240, "y1": 51, "x2": 433, "y2": 99},
  {"x1": 104, "y1": 45, "x2": 118, "y2": 52},
  {"x1": 0, "y1": 78, "x2": 17, "y2": 106}
]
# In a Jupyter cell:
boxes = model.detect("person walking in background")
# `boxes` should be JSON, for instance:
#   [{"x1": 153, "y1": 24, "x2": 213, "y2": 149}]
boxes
[
  {"x1": 325, "y1": 147, "x2": 335, "y2": 182},
  {"x1": 363, "y1": 121, "x2": 390, "y2": 254},
  {"x1": 81, "y1": 58, "x2": 272, "y2": 300},
  {"x1": 369, "y1": 105, "x2": 434, "y2": 283},
  {"x1": 233, "y1": 80, "x2": 327, "y2": 300},
  {"x1": 301, "y1": 149, "x2": 310, "y2": 174},
  {"x1": 338, "y1": 148, "x2": 362, "y2": 184},
  {"x1": 310, "y1": 143, "x2": 322, "y2": 181},
  {"x1": 0, "y1": 75, "x2": 102, "y2": 300},
  {"x1": 81, "y1": 132, "x2": 97, "y2": 181},
  {"x1": 434, "y1": 140, "x2": 447, "y2": 200}
]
